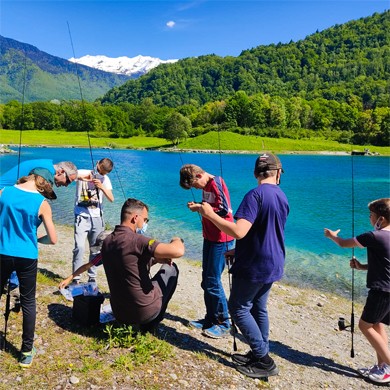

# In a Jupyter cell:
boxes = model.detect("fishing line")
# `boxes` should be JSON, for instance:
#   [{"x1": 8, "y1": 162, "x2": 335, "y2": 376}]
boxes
[
  {"x1": 67, "y1": 21, "x2": 106, "y2": 229},
  {"x1": 177, "y1": 150, "x2": 197, "y2": 203},
  {"x1": 16, "y1": 53, "x2": 28, "y2": 178},
  {"x1": 106, "y1": 145, "x2": 127, "y2": 201},
  {"x1": 176, "y1": 149, "x2": 203, "y2": 228},
  {"x1": 68, "y1": 23, "x2": 126, "y2": 203},
  {"x1": 67, "y1": 21, "x2": 95, "y2": 171}
]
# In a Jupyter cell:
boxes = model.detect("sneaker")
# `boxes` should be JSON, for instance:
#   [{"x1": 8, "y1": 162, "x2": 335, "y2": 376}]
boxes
[
  {"x1": 88, "y1": 278, "x2": 96, "y2": 284},
  {"x1": 232, "y1": 350, "x2": 255, "y2": 366},
  {"x1": 202, "y1": 324, "x2": 231, "y2": 339},
  {"x1": 19, "y1": 347, "x2": 37, "y2": 368},
  {"x1": 368, "y1": 363, "x2": 390, "y2": 384},
  {"x1": 357, "y1": 364, "x2": 379, "y2": 378},
  {"x1": 188, "y1": 319, "x2": 212, "y2": 330},
  {"x1": 235, "y1": 356, "x2": 279, "y2": 378}
]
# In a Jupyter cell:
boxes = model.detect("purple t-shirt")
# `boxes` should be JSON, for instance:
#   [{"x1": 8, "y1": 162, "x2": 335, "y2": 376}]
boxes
[
  {"x1": 355, "y1": 229, "x2": 390, "y2": 292},
  {"x1": 230, "y1": 183, "x2": 289, "y2": 283}
]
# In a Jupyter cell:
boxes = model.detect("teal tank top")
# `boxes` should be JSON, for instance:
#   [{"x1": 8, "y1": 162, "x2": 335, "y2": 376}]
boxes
[{"x1": 0, "y1": 186, "x2": 44, "y2": 259}]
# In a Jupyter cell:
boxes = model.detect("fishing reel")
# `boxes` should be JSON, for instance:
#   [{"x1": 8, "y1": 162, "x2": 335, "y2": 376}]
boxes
[
  {"x1": 338, "y1": 316, "x2": 351, "y2": 331},
  {"x1": 11, "y1": 295, "x2": 21, "y2": 313},
  {"x1": 225, "y1": 254, "x2": 235, "y2": 266}
]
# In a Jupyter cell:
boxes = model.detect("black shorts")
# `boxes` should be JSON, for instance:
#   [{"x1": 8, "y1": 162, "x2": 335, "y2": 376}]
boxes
[{"x1": 361, "y1": 289, "x2": 390, "y2": 325}]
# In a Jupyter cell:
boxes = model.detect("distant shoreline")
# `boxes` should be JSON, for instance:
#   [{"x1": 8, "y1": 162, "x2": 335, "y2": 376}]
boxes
[{"x1": 2, "y1": 144, "x2": 379, "y2": 156}]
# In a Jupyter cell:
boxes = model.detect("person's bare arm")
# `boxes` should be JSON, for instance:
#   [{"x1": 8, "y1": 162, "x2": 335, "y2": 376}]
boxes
[
  {"x1": 38, "y1": 201, "x2": 57, "y2": 244},
  {"x1": 199, "y1": 202, "x2": 251, "y2": 239},
  {"x1": 324, "y1": 228, "x2": 357, "y2": 248},
  {"x1": 153, "y1": 237, "x2": 185, "y2": 260},
  {"x1": 93, "y1": 179, "x2": 114, "y2": 203},
  {"x1": 59, "y1": 263, "x2": 92, "y2": 289}
]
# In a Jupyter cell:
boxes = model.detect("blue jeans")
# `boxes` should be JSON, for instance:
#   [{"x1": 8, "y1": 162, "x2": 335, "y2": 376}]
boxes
[
  {"x1": 229, "y1": 277, "x2": 273, "y2": 358},
  {"x1": 201, "y1": 239, "x2": 234, "y2": 329},
  {"x1": 1, "y1": 254, "x2": 38, "y2": 352}
]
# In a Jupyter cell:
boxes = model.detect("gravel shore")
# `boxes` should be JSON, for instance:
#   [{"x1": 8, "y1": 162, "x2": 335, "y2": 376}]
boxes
[{"x1": 1, "y1": 224, "x2": 386, "y2": 389}]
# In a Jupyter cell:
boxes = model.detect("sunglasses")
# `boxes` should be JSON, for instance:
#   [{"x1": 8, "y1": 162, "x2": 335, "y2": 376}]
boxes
[{"x1": 138, "y1": 215, "x2": 149, "y2": 224}]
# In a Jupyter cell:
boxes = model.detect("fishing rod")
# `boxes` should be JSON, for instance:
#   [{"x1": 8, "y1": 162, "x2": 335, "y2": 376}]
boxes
[
  {"x1": 216, "y1": 128, "x2": 238, "y2": 351},
  {"x1": 350, "y1": 150, "x2": 356, "y2": 358},
  {"x1": 3, "y1": 51, "x2": 28, "y2": 352}
]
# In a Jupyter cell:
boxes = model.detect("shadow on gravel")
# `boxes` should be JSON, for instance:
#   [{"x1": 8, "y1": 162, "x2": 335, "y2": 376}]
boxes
[
  {"x1": 38, "y1": 268, "x2": 62, "y2": 280},
  {"x1": 0, "y1": 331, "x2": 20, "y2": 359},
  {"x1": 47, "y1": 303, "x2": 107, "y2": 340},
  {"x1": 270, "y1": 340, "x2": 358, "y2": 378},
  {"x1": 157, "y1": 312, "x2": 235, "y2": 368}
]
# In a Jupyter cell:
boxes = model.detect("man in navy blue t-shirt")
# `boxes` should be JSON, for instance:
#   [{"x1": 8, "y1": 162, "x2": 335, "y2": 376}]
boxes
[{"x1": 199, "y1": 153, "x2": 289, "y2": 379}]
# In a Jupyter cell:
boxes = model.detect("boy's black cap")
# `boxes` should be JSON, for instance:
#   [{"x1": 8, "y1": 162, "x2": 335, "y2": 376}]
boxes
[{"x1": 257, "y1": 153, "x2": 284, "y2": 172}]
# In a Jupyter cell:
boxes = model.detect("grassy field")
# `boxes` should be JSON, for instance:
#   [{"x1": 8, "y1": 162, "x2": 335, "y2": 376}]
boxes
[{"x1": 1, "y1": 129, "x2": 389, "y2": 155}]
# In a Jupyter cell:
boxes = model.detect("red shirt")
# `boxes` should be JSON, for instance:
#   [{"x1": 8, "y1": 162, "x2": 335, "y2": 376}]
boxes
[{"x1": 202, "y1": 176, "x2": 234, "y2": 242}]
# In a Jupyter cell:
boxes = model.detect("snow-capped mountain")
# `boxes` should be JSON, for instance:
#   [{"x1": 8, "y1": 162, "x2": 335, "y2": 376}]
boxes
[{"x1": 69, "y1": 54, "x2": 178, "y2": 77}]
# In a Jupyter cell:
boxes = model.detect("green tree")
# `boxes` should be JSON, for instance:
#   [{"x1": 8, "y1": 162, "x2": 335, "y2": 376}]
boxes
[{"x1": 163, "y1": 112, "x2": 191, "y2": 145}]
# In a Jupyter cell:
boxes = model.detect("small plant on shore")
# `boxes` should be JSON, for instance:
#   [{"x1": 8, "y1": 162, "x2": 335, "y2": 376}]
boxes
[
  {"x1": 104, "y1": 324, "x2": 174, "y2": 368},
  {"x1": 104, "y1": 324, "x2": 136, "y2": 348}
]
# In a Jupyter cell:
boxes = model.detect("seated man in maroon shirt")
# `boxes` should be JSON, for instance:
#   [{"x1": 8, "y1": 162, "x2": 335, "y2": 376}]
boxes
[{"x1": 102, "y1": 198, "x2": 185, "y2": 333}]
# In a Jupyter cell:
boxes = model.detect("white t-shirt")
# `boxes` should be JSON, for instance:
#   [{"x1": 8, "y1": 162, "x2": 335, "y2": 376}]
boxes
[{"x1": 74, "y1": 169, "x2": 113, "y2": 217}]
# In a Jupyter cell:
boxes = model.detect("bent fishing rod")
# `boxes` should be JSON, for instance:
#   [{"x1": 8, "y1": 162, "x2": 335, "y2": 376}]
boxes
[
  {"x1": 67, "y1": 22, "x2": 129, "y2": 205},
  {"x1": 67, "y1": 22, "x2": 108, "y2": 227},
  {"x1": 67, "y1": 21, "x2": 95, "y2": 172}
]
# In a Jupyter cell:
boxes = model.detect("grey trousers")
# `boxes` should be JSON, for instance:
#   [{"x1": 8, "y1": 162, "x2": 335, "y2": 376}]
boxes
[{"x1": 72, "y1": 213, "x2": 104, "y2": 279}]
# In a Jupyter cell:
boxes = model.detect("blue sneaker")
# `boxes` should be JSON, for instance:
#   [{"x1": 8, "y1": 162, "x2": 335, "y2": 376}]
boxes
[
  {"x1": 202, "y1": 324, "x2": 231, "y2": 339},
  {"x1": 188, "y1": 319, "x2": 208, "y2": 330},
  {"x1": 19, "y1": 347, "x2": 37, "y2": 368}
]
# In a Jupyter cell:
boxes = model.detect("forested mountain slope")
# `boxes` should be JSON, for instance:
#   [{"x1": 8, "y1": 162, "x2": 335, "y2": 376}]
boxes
[
  {"x1": 0, "y1": 36, "x2": 130, "y2": 103},
  {"x1": 101, "y1": 11, "x2": 389, "y2": 108}
]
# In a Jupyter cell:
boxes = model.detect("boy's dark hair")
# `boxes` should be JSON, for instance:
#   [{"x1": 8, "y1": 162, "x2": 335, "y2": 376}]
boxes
[
  {"x1": 368, "y1": 198, "x2": 390, "y2": 221},
  {"x1": 179, "y1": 164, "x2": 205, "y2": 189},
  {"x1": 99, "y1": 158, "x2": 114, "y2": 173},
  {"x1": 121, "y1": 198, "x2": 149, "y2": 223}
]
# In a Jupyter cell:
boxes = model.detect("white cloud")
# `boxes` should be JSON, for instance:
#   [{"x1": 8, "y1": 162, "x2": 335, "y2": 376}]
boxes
[{"x1": 166, "y1": 20, "x2": 176, "y2": 28}]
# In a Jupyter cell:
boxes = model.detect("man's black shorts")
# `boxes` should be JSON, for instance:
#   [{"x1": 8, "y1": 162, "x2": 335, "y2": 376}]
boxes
[{"x1": 361, "y1": 289, "x2": 390, "y2": 325}]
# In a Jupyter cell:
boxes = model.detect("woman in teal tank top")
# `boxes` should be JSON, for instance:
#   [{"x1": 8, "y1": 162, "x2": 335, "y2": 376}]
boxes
[{"x1": 0, "y1": 168, "x2": 57, "y2": 368}]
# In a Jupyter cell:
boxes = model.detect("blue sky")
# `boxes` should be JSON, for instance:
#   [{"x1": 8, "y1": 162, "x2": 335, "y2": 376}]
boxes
[{"x1": 1, "y1": 1, "x2": 388, "y2": 60}]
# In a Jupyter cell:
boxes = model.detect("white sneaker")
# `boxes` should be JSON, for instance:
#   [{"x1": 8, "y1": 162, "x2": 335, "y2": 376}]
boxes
[
  {"x1": 368, "y1": 363, "x2": 390, "y2": 384},
  {"x1": 357, "y1": 364, "x2": 379, "y2": 378}
]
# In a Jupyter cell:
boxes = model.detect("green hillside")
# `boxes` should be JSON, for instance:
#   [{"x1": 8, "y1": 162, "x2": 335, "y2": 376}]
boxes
[
  {"x1": 0, "y1": 36, "x2": 130, "y2": 103},
  {"x1": 101, "y1": 11, "x2": 390, "y2": 108}
]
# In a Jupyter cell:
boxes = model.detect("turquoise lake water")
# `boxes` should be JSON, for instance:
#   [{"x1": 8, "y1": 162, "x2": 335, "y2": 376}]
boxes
[{"x1": 1, "y1": 147, "x2": 389, "y2": 300}]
